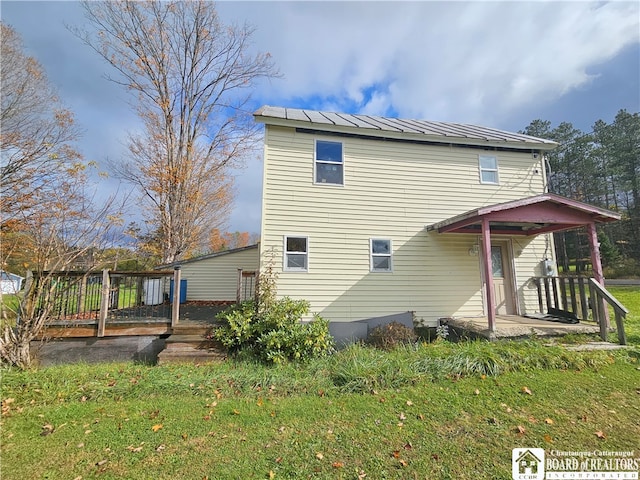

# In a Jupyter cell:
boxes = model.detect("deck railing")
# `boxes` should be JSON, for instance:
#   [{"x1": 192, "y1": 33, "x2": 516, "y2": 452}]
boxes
[
  {"x1": 28, "y1": 268, "x2": 182, "y2": 336},
  {"x1": 531, "y1": 276, "x2": 628, "y2": 344},
  {"x1": 236, "y1": 269, "x2": 258, "y2": 304}
]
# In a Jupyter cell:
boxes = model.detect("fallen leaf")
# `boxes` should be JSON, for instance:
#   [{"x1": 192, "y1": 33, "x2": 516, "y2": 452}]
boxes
[
  {"x1": 474, "y1": 389, "x2": 480, "y2": 395},
  {"x1": 156, "y1": 445, "x2": 166, "y2": 452},
  {"x1": 275, "y1": 457, "x2": 282, "y2": 463},
  {"x1": 544, "y1": 434, "x2": 553, "y2": 443},
  {"x1": 521, "y1": 386, "x2": 532, "y2": 395},
  {"x1": 257, "y1": 398, "x2": 264, "y2": 407},
  {"x1": 77, "y1": 442, "x2": 85, "y2": 448},
  {"x1": 127, "y1": 445, "x2": 143, "y2": 453},
  {"x1": 398, "y1": 412, "x2": 406, "y2": 421},
  {"x1": 399, "y1": 459, "x2": 408, "y2": 467},
  {"x1": 232, "y1": 409, "x2": 240, "y2": 415},
  {"x1": 392, "y1": 451, "x2": 400, "y2": 459},
  {"x1": 181, "y1": 433, "x2": 188, "y2": 440},
  {"x1": 357, "y1": 470, "x2": 367, "y2": 479},
  {"x1": 595, "y1": 430, "x2": 607, "y2": 439},
  {"x1": 151, "y1": 424, "x2": 163, "y2": 432},
  {"x1": 316, "y1": 452, "x2": 324, "y2": 460},
  {"x1": 431, "y1": 454, "x2": 440, "y2": 461},
  {"x1": 515, "y1": 425, "x2": 526, "y2": 435},
  {"x1": 406, "y1": 400, "x2": 413, "y2": 406},
  {"x1": 545, "y1": 418, "x2": 554, "y2": 425},
  {"x1": 203, "y1": 415, "x2": 211, "y2": 421},
  {"x1": 269, "y1": 471, "x2": 275, "y2": 479},
  {"x1": 96, "y1": 460, "x2": 107, "y2": 466},
  {"x1": 480, "y1": 374, "x2": 486, "y2": 380},
  {"x1": 404, "y1": 442, "x2": 413, "y2": 450},
  {"x1": 332, "y1": 462, "x2": 344, "y2": 468},
  {"x1": 417, "y1": 414, "x2": 425, "y2": 420},
  {"x1": 40, "y1": 424, "x2": 54, "y2": 436}
]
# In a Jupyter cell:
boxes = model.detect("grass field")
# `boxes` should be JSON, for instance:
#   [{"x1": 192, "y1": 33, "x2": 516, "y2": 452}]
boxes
[
  {"x1": 2, "y1": 341, "x2": 639, "y2": 479},
  {"x1": 1, "y1": 287, "x2": 639, "y2": 479}
]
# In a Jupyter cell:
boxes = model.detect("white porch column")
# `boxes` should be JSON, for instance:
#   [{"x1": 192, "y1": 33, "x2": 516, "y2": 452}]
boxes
[{"x1": 481, "y1": 218, "x2": 496, "y2": 332}]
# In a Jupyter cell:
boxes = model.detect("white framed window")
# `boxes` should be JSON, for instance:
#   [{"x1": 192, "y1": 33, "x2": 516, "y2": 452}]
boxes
[
  {"x1": 370, "y1": 238, "x2": 392, "y2": 272},
  {"x1": 315, "y1": 140, "x2": 343, "y2": 185},
  {"x1": 479, "y1": 155, "x2": 499, "y2": 184},
  {"x1": 284, "y1": 236, "x2": 308, "y2": 271}
]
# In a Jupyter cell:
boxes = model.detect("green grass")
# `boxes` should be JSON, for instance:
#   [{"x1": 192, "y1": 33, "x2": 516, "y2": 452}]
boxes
[
  {"x1": 608, "y1": 286, "x2": 640, "y2": 345},
  {"x1": 2, "y1": 342, "x2": 639, "y2": 479}
]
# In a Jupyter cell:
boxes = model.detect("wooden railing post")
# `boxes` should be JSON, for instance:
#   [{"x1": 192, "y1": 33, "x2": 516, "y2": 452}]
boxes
[
  {"x1": 588, "y1": 278, "x2": 628, "y2": 345},
  {"x1": 98, "y1": 269, "x2": 110, "y2": 337},
  {"x1": 171, "y1": 267, "x2": 181, "y2": 328},
  {"x1": 237, "y1": 268, "x2": 243, "y2": 304}
]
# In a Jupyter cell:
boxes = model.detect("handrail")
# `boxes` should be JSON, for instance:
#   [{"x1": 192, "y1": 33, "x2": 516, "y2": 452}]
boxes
[
  {"x1": 531, "y1": 276, "x2": 628, "y2": 345},
  {"x1": 589, "y1": 278, "x2": 628, "y2": 345}
]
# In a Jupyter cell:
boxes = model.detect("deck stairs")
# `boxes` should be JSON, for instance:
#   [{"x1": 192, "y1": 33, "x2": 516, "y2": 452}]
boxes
[{"x1": 157, "y1": 323, "x2": 227, "y2": 364}]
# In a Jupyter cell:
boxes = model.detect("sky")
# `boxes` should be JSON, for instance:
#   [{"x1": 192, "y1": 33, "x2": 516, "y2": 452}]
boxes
[{"x1": 2, "y1": 1, "x2": 639, "y2": 237}]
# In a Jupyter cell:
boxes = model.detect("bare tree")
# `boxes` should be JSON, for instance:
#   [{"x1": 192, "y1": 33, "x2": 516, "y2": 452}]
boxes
[
  {"x1": 0, "y1": 162, "x2": 121, "y2": 368},
  {"x1": 1, "y1": 23, "x2": 82, "y2": 222},
  {"x1": 76, "y1": 1, "x2": 278, "y2": 264}
]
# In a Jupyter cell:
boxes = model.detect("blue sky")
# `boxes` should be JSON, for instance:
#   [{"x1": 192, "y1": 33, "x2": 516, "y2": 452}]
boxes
[{"x1": 2, "y1": 1, "x2": 639, "y2": 235}]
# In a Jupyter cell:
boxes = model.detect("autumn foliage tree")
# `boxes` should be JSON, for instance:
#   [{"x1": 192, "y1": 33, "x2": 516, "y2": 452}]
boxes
[
  {"x1": 77, "y1": 1, "x2": 278, "y2": 264},
  {"x1": 0, "y1": 23, "x2": 121, "y2": 367},
  {"x1": 1, "y1": 23, "x2": 82, "y2": 222}
]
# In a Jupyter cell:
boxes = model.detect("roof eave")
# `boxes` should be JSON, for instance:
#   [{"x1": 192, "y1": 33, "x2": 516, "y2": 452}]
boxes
[{"x1": 255, "y1": 114, "x2": 557, "y2": 151}]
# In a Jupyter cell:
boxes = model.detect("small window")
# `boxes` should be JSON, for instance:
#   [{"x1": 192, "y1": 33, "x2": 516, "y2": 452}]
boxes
[
  {"x1": 284, "y1": 236, "x2": 308, "y2": 271},
  {"x1": 479, "y1": 155, "x2": 499, "y2": 184},
  {"x1": 315, "y1": 140, "x2": 343, "y2": 185},
  {"x1": 370, "y1": 238, "x2": 392, "y2": 272}
]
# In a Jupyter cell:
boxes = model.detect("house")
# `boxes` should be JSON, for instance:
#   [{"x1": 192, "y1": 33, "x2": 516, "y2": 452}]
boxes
[
  {"x1": 0, "y1": 270, "x2": 23, "y2": 295},
  {"x1": 253, "y1": 106, "x2": 620, "y2": 342},
  {"x1": 515, "y1": 449, "x2": 543, "y2": 476},
  {"x1": 163, "y1": 244, "x2": 260, "y2": 302}
]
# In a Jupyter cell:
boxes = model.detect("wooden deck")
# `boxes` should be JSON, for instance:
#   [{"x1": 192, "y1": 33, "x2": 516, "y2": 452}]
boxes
[{"x1": 443, "y1": 315, "x2": 600, "y2": 341}]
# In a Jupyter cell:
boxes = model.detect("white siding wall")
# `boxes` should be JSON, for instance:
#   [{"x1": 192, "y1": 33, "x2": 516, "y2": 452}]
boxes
[
  {"x1": 179, "y1": 247, "x2": 259, "y2": 301},
  {"x1": 260, "y1": 126, "x2": 550, "y2": 325}
]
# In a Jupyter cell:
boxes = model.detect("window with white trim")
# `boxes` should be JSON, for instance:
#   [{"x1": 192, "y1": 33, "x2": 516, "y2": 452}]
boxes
[
  {"x1": 479, "y1": 155, "x2": 499, "y2": 184},
  {"x1": 315, "y1": 140, "x2": 343, "y2": 185},
  {"x1": 370, "y1": 238, "x2": 392, "y2": 272},
  {"x1": 284, "y1": 236, "x2": 308, "y2": 271}
]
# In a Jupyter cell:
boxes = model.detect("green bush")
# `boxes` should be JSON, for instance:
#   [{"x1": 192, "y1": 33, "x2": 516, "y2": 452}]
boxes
[
  {"x1": 213, "y1": 298, "x2": 334, "y2": 364},
  {"x1": 366, "y1": 321, "x2": 417, "y2": 350}
]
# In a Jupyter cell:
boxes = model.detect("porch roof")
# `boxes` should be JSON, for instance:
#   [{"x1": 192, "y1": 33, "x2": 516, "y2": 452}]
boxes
[{"x1": 426, "y1": 193, "x2": 620, "y2": 236}]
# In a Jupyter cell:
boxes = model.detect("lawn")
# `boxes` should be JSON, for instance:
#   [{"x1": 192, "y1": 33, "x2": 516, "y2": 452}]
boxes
[
  {"x1": 2, "y1": 341, "x2": 639, "y2": 479},
  {"x1": 1, "y1": 287, "x2": 639, "y2": 479}
]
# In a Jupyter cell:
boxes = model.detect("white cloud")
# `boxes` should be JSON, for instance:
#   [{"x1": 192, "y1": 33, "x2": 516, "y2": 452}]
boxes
[
  {"x1": 3, "y1": 1, "x2": 638, "y2": 234},
  {"x1": 223, "y1": 1, "x2": 639, "y2": 125}
]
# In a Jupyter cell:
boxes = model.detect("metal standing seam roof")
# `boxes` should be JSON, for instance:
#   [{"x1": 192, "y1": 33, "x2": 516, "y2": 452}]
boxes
[{"x1": 254, "y1": 105, "x2": 558, "y2": 150}]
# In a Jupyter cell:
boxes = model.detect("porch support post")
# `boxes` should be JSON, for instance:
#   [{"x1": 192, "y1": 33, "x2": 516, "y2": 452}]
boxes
[
  {"x1": 481, "y1": 218, "x2": 496, "y2": 332},
  {"x1": 587, "y1": 222, "x2": 609, "y2": 330},
  {"x1": 586, "y1": 222, "x2": 604, "y2": 285}
]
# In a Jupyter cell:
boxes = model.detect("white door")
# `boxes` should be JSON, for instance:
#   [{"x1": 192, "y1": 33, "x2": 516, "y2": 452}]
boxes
[{"x1": 490, "y1": 243, "x2": 516, "y2": 315}]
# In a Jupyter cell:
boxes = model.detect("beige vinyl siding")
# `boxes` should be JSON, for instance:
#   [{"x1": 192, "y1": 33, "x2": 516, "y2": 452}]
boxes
[
  {"x1": 178, "y1": 246, "x2": 259, "y2": 301},
  {"x1": 260, "y1": 126, "x2": 549, "y2": 325}
]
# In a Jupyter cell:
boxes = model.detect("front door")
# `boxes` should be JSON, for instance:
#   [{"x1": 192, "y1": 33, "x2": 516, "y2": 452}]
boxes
[{"x1": 490, "y1": 242, "x2": 516, "y2": 315}]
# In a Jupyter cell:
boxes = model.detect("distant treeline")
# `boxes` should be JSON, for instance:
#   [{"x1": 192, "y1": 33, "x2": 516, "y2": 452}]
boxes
[{"x1": 522, "y1": 109, "x2": 639, "y2": 277}]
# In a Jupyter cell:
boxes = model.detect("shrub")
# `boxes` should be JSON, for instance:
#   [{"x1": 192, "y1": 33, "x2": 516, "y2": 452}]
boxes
[
  {"x1": 214, "y1": 298, "x2": 334, "y2": 364},
  {"x1": 366, "y1": 321, "x2": 417, "y2": 350}
]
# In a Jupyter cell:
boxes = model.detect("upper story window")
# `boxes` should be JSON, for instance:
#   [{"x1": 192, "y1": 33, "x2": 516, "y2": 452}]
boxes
[
  {"x1": 479, "y1": 155, "x2": 499, "y2": 184},
  {"x1": 315, "y1": 140, "x2": 343, "y2": 185},
  {"x1": 284, "y1": 236, "x2": 308, "y2": 271},
  {"x1": 370, "y1": 238, "x2": 392, "y2": 272}
]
